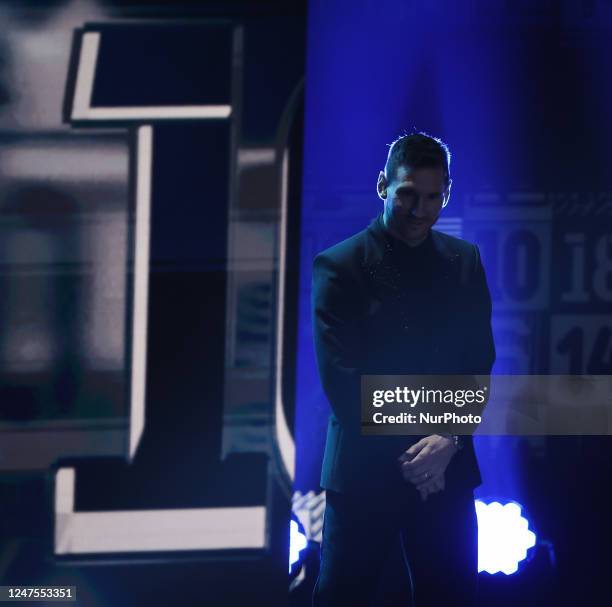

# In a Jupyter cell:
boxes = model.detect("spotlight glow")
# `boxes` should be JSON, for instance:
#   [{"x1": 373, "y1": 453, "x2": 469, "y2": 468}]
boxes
[
  {"x1": 289, "y1": 520, "x2": 308, "y2": 572},
  {"x1": 476, "y1": 500, "x2": 536, "y2": 575}
]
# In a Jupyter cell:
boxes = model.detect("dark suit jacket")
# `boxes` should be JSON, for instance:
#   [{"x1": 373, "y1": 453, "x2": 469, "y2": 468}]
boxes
[{"x1": 311, "y1": 212, "x2": 496, "y2": 497}]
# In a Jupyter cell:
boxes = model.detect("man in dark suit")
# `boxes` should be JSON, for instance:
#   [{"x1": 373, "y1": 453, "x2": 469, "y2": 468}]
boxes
[{"x1": 311, "y1": 132, "x2": 495, "y2": 606}]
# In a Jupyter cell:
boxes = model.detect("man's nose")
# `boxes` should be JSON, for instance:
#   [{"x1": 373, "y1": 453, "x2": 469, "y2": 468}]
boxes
[{"x1": 408, "y1": 196, "x2": 426, "y2": 217}]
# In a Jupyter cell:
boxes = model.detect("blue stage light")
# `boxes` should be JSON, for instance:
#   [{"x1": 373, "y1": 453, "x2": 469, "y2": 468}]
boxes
[
  {"x1": 475, "y1": 499, "x2": 536, "y2": 575},
  {"x1": 289, "y1": 519, "x2": 308, "y2": 572}
]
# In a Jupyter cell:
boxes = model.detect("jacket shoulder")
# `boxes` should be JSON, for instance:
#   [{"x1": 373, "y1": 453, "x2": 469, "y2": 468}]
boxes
[
  {"x1": 432, "y1": 229, "x2": 476, "y2": 252},
  {"x1": 313, "y1": 226, "x2": 369, "y2": 269},
  {"x1": 432, "y1": 229, "x2": 478, "y2": 260}
]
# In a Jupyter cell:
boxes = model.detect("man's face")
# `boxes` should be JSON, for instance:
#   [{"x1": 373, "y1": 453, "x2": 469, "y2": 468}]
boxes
[{"x1": 380, "y1": 164, "x2": 450, "y2": 243}]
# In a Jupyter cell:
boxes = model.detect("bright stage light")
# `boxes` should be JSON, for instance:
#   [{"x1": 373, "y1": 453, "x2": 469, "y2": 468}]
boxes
[
  {"x1": 289, "y1": 520, "x2": 308, "y2": 572},
  {"x1": 475, "y1": 499, "x2": 536, "y2": 575}
]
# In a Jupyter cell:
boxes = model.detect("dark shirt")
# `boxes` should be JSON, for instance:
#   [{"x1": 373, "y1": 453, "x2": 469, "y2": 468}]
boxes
[{"x1": 377, "y1": 214, "x2": 435, "y2": 290}]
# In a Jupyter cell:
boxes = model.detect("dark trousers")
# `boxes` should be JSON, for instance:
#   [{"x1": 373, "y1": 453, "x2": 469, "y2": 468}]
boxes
[{"x1": 312, "y1": 483, "x2": 478, "y2": 607}]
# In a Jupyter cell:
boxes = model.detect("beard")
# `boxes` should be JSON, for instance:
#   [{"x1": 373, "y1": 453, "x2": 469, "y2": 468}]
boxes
[{"x1": 394, "y1": 212, "x2": 434, "y2": 238}]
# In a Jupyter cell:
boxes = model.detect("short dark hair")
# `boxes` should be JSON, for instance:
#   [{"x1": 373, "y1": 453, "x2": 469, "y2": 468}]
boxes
[{"x1": 384, "y1": 131, "x2": 451, "y2": 185}]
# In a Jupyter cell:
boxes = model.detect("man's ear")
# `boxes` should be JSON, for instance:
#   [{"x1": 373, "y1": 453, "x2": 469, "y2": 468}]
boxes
[
  {"x1": 442, "y1": 178, "x2": 452, "y2": 208},
  {"x1": 377, "y1": 170, "x2": 387, "y2": 200}
]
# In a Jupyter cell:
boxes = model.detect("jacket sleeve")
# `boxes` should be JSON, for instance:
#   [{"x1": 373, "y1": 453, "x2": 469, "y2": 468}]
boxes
[
  {"x1": 456, "y1": 244, "x2": 495, "y2": 438},
  {"x1": 311, "y1": 252, "x2": 363, "y2": 431},
  {"x1": 463, "y1": 244, "x2": 496, "y2": 376}
]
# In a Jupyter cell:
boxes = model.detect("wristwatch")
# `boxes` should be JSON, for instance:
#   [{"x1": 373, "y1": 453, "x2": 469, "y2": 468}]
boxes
[
  {"x1": 439, "y1": 433, "x2": 464, "y2": 451},
  {"x1": 450, "y1": 435, "x2": 464, "y2": 451}
]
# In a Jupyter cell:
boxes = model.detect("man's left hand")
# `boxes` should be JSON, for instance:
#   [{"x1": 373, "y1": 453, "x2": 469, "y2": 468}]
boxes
[{"x1": 397, "y1": 435, "x2": 458, "y2": 487}]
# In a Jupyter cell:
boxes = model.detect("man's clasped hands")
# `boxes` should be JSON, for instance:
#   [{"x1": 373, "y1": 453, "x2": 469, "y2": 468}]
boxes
[{"x1": 397, "y1": 434, "x2": 459, "y2": 501}]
